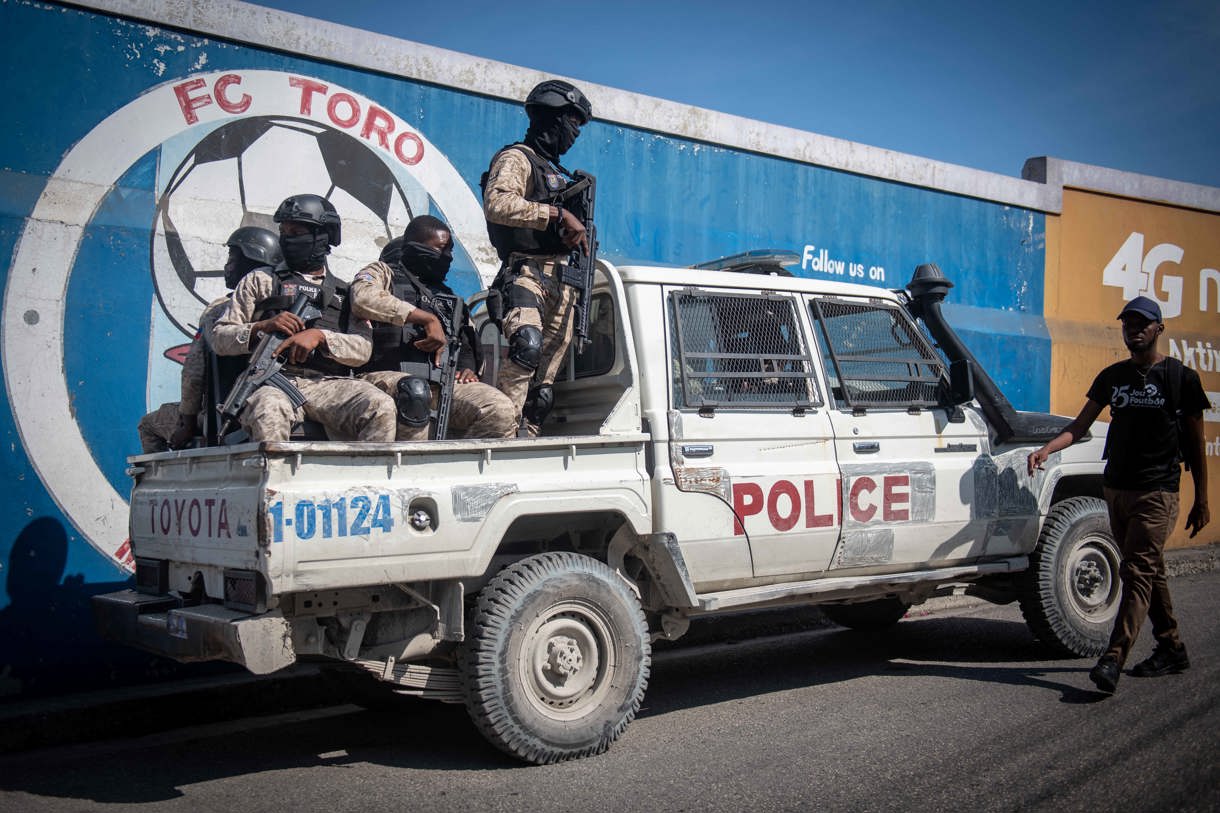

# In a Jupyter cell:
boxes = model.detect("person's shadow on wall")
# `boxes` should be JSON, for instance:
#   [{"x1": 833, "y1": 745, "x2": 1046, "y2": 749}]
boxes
[{"x1": 0, "y1": 517, "x2": 234, "y2": 701}]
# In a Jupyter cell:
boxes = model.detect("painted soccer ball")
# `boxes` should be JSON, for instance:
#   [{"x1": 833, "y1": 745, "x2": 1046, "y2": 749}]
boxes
[{"x1": 151, "y1": 115, "x2": 427, "y2": 335}]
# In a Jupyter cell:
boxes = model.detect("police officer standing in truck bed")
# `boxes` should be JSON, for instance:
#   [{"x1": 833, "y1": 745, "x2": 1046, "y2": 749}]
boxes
[{"x1": 482, "y1": 79, "x2": 593, "y2": 436}]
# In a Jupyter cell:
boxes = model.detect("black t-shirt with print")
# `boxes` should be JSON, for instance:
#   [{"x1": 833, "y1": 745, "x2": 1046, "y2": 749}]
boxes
[{"x1": 1087, "y1": 358, "x2": 1210, "y2": 491}]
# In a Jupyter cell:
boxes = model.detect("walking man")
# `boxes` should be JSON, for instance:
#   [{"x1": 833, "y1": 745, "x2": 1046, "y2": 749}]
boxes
[{"x1": 1027, "y1": 295, "x2": 1209, "y2": 693}]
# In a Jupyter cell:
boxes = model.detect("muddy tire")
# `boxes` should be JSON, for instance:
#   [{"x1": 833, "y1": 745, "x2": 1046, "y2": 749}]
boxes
[
  {"x1": 461, "y1": 552, "x2": 650, "y2": 764},
  {"x1": 821, "y1": 597, "x2": 910, "y2": 631},
  {"x1": 1018, "y1": 496, "x2": 1120, "y2": 657}
]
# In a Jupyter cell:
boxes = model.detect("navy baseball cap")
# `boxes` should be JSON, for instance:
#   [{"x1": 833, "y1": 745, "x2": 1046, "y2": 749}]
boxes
[{"x1": 1117, "y1": 295, "x2": 1162, "y2": 322}]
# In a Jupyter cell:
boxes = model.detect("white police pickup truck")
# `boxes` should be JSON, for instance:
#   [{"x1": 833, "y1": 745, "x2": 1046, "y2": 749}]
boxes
[{"x1": 95, "y1": 255, "x2": 1116, "y2": 764}]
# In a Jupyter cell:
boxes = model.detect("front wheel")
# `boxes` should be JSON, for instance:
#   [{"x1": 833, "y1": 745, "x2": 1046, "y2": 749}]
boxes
[
  {"x1": 1018, "y1": 496, "x2": 1120, "y2": 657},
  {"x1": 461, "y1": 552, "x2": 651, "y2": 764}
]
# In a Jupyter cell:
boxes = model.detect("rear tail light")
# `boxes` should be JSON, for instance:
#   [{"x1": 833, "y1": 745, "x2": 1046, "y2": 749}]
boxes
[
  {"x1": 135, "y1": 557, "x2": 169, "y2": 594},
  {"x1": 223, "y1": 569, "x2": 267, "y2": 613}
]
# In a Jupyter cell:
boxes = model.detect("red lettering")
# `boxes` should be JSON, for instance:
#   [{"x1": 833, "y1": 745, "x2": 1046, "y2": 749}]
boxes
[
  {"x1": 188, "y1": 499, "x2": 202, "y2": 536},
  {"x1": 767, "y1": 480, "x2": 801, "y2": 532},
  {"x1": 150, "y1": 500, "x2": 156, "y2": 534},
  {"x1": 361, "y1": 105, "x2": 394, "y2": 149},
  {"x1": 394, "y1": 131, "x2": 424, "y2": 165},
  {"x1": 159, "y1": 500, "x2": 171, "y2": 535},
  {"x1": 205, "y1": 498, "x2": 216, "y2": 535},
  {"x1": 733, "y1": 483, "x2": 764, "y2": 535},
  {"x1": 804, "y1": 479, "x2": 834, "y2": 528},
  {"x1": 849, "y1": 477, "x2": 877, "y2": 523},
  {"x1": 327, "y1": 92, "x2": 360, "y2": 128},
  {"x1": 883, "y1": 474, "x2": 911, "y2": 522},
  {"x1": 173, "y1": 78, "x2": 210, "y2": 125},
  {"x1": 217, "y1": 500, "x2": 231, "y2": 539},
  {"x1": 290, "y1": 76, "x2": 328, "y2": 115},
  {"x1": 173, "y1": 499, "x2": 187, "y2": 535},
  {"x1": 214, "y1": 73, "x2": 251, "y2": 114}
]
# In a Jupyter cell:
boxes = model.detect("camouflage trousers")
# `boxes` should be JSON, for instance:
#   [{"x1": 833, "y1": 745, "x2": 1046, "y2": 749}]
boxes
[
  {"x1": 137, "y1": 402, "x2": 181, "y2": 453},
  {"x1": 497, "y1": 257, "x2": 577, "y2": 436},
  {"x1": 241, "y1": 375, "x2": 397, "y2": 442},
  {"x1": 362, "y1": 370, "x2": 517, "y2": 441}
]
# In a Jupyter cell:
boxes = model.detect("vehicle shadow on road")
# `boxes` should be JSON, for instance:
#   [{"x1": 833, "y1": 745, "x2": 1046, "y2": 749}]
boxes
[
  {"x1": 0, "y1": 699, "x2": 519, "y2": 803},
  {"x1": 643, "y1": 613, "x2": 1108, "y2": 721},
  {"x1": 0, "y1": 615, "x2": 1107, "y2": 801}
]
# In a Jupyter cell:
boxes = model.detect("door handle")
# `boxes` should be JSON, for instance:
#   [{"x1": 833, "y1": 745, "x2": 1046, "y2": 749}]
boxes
[
  {"x1": 681, "y1": 444, "x2": 714, "y2": 458},
  {"x1": 852, "y1": 441, "x2": 880, "y2": 454}
]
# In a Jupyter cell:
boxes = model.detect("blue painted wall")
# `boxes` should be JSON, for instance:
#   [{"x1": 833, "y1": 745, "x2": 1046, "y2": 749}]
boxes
[{"x1": 0, "y1": 1, "x2": 1046, "y2": 697}]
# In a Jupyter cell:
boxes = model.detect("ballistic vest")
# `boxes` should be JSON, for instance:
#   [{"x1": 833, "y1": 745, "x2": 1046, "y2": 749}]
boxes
[
  {"x1": 481, "y1": 144, "x2": 580, "y2": 262},
  {"x1": 366, "y1": 266, "x2": 471, "y2": 375},
  {"x1": 255, "y1": 265, "x2": 352, "y2": 377}
]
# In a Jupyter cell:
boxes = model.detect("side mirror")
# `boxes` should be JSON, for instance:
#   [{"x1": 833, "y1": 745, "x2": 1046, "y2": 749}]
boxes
[{"x1": 948, "y1": 358, "x2": 975, "y2": 406}]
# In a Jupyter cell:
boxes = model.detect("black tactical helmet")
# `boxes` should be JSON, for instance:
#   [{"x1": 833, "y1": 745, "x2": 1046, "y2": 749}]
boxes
[
  {"x1": 225, "y1": 226, "x2": 283, "y2": 266},
  {"x1": 273, "y1": 194, "x2": 342, "y2": 246},
  {"x1": 525, "y1": 80, "x2": 592, "y2": 124}
]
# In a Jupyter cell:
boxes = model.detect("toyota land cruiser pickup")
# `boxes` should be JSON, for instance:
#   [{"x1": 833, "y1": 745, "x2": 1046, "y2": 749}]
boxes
[{"x1": 95, "y1": 255, "x2": 1115, "y2": 764}]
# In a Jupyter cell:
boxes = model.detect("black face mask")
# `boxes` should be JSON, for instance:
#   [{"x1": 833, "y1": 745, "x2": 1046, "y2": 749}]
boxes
[
  {"x1": 280, "y1": 230, "x2": 330, "y2": 271},
  {"x1": 223, "y1": 248, "x2": 261, "y2": 289},
  {"x1": 525, "y1": 110, "x2": 581, "y2": 163},
  {"x1": 401, "y1": 241, "x2": 453, "y2": 285}
]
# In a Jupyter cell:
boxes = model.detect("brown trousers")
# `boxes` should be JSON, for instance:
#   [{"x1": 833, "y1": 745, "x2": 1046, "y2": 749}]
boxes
[{"x1": 1102, "y1": 487, "x2": 1182, "y2": 665}]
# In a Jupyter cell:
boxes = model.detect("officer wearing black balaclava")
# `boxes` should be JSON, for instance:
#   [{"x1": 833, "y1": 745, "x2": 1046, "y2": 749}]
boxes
[
  {"x1": 349, "y1": 216, "x2": 516, "y2": 441},
  {"x1": 481, "y1": 79, "x2": 594, "y2": 437},
  {"x1": 210, "y1": 194, "x2": 398, "y2": 443}
]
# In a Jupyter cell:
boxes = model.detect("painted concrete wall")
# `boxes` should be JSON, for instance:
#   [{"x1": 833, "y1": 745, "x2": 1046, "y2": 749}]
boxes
[{"x1": 0, "y1": 0, "x2": 1214, "y2": 696}]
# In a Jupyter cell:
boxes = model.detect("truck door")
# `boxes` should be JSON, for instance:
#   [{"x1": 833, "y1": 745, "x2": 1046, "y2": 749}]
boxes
[
  {"x1": 658, "y1": 286, "x2": 841, "y2": 586},
  {"x1": 806, "y1": 296, "x2": 989, "y2": 570}
]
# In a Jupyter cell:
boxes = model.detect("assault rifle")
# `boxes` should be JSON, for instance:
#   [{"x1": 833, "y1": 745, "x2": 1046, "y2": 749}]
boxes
[
  {"x1": 558, "y1": 171, "x2": 597, "y2": 351},
  {"x1": 217, "y1": 293, "x2": 321, "y2": 438},
  {"x1": 428, "y1": 293, "x2": 462, "y2": 440}
]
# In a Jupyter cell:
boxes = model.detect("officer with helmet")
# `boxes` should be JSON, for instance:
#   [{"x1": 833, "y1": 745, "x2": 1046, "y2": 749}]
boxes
[
  {"x1": 482, "y1": 78, "x2": 593, "y2": 436},
  {"x1": 211, "y1": 194, "x2": 397, "y2": 442},
  {"x1": 138, "y1": 225, "x2": 283, "y2": 452}
]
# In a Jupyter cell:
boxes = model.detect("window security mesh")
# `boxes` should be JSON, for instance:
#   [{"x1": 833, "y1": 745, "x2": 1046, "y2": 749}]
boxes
[
  {"x1": 671, "y1": 291, "x2": 818, "y2": 409},
  {"x1": 811, "y1": 299, "x2": 945, "y2": 408}
]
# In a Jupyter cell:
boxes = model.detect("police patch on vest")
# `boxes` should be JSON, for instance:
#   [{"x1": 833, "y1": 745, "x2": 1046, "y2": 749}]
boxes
[{"x1": 545, "y1": 172, "x2": 564, "y2": 191}]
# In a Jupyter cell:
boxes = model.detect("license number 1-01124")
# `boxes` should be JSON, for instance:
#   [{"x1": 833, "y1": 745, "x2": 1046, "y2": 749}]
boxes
[{"x1": 267, "y1": 494, "x2": 394, "y2": 542}]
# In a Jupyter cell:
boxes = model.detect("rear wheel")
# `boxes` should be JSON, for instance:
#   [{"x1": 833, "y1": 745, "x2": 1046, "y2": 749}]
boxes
[
  {"x1": 821, "y1": 597, "x2": 910, "y2": 631},
  {"x1": 461, "y1": 552, "x2": 650, "y2": 764},
  {"x1": 1018, "y1": 496, "x2": 1120, "y2": 657}
]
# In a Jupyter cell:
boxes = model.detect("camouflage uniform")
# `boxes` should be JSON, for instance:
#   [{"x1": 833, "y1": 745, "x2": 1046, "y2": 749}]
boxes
[
  {"x1": 484, "y1": 145, "x2": 578, "y2": 435},
  {"x1": 212, "y1": 268, "x2": 396, "y2": 442},
  {"x1": 351, "y1": 260, "x2": 516, "y2": 441},
  {"x1": 136, "y1": 296, "x2": 230, "y2": 453}
]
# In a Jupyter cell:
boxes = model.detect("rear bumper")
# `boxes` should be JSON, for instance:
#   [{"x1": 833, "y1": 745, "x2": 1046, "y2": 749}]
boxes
[{"x1": 93, "y1": 590, "x2": 296, "y2": 675}]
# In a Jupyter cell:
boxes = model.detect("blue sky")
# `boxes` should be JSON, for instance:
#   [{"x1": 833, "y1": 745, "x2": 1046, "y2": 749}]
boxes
[{"x1": 244, "y1": 0, "x2": 1219, "y2": 188}]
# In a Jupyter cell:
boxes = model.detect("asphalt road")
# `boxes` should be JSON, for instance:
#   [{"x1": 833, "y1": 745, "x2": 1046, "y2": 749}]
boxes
[{"x1": 2, "y1": 570, "x2": 1217, "y2": 813}]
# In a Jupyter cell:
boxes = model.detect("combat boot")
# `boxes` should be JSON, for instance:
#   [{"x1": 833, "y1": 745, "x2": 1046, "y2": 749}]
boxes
[{"x1": 1131, "y1": 644, "x2": 1190, "y2": 677}]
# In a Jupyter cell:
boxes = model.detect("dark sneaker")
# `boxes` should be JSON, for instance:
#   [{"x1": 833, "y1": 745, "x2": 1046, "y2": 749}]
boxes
[
  {"x1": 1089, "y1": 656, "x2": 1120, "y2": 693},
  {"x1": 1131, "y1": 645, "x2": 1190, "y2": 677}
]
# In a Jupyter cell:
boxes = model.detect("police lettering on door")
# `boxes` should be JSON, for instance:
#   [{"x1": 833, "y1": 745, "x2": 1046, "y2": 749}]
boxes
[{"x1": 732, "y1": 472, "x2": 927, "y2": 535}]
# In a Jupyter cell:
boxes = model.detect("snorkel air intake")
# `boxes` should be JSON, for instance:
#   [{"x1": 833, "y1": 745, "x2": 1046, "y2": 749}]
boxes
[{"x1": 905, "y1": 263, "x2": 1068, "y2": 446}]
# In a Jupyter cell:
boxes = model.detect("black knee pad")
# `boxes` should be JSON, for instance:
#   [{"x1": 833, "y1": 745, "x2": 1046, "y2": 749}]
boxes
[
  {"x1": 522, "y1": 384, "x2": 554, "y2": 427},
  {"x1": 395, "y1": 376, "x2": 431, "y2": 427},
  {"x1": 509, "y1": 325, "x2": 543, "y2": 371}
]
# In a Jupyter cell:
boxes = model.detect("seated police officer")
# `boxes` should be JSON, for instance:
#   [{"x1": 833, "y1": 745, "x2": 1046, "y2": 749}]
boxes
[
  {"x1": 351, "y1": 215, "x2": 516, "y2": 440},
  {"x1": 138, "y1": 225, "x2": 281, "y2": 452},
  {"x1": 482, "y1": 79, "x2": 593, "y2": 436},
  {"x1": 211, "y1": 194, "x2": 397, "y2": 442}
]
